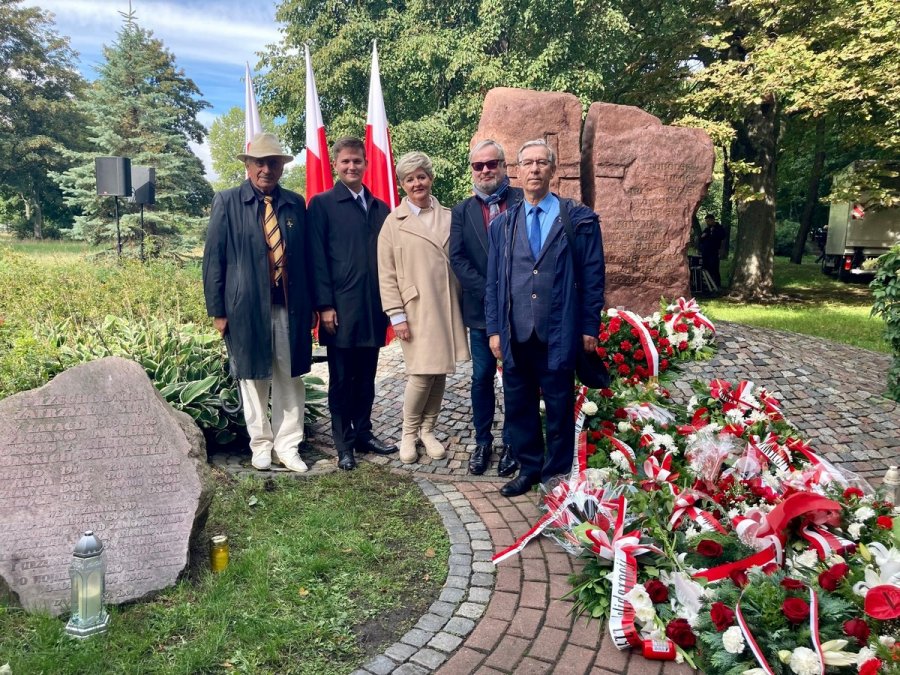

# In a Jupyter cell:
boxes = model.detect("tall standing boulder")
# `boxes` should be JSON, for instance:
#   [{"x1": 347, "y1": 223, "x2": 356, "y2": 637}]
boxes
[
  {"x1": 0, "y1": 357, "x2": 213, "y2": 616},
  {"x1": 582, "y1": 103, "x2": 714, "y2": 314},
  {"x1": 474, "y1": 87, "x2": 583, "y2": 201}
]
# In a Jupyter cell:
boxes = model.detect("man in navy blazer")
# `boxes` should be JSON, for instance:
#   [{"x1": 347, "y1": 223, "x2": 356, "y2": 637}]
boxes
[
  {"x1": 485, "y1": 139, "x2": 605, "y2": 497},
  {"x1": 309, "y1": 137, "x2": 397, "y2": 471},
  {"x1": 450, "y1": 140, "x2": 522, "y2": 477}
]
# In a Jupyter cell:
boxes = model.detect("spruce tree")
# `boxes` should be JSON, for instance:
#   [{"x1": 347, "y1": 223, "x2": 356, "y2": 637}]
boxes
[{"x1": 55, "y1": 8, "x2": 212, "y2": 249}]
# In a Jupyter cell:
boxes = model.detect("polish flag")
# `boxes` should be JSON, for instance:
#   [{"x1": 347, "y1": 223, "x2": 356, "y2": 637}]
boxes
[
  {"x1": 363, "y1": 41, "x2": 399, "y2": 209},
  {"x1": 305, "y1": 45, "x2": 333, "y2": 199},
  {"x1": 244, "y1": 63, "x2": 262, "y2": 176}
]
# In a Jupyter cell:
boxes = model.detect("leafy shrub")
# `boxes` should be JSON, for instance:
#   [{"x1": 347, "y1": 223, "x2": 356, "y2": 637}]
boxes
[
  {"x1": 774, "y1": 219, "x2": 800, "y2": 256},
  {"x1": 870, "y1": 244, "x2": 900, "y2": 400}
]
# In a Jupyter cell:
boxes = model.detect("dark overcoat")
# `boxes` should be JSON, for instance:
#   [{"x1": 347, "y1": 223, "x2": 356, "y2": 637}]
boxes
[
  {"x1": 202, "y1": 180, "x2": 313, "y2": 379},
  {"x1": 308, "y1": 184, "x2": 390, "y2": 348},
  {"x1": 485, "y1": 197, "x2": 605, "y2": 371},
  {"x1": 449, "y1": 187, "x2": 524, "y2": 329}
]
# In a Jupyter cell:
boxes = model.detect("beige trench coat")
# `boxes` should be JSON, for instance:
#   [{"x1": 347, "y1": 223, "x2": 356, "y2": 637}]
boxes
[{"x1": 378, "y1": 197, "x2": 470, "y2": 374}]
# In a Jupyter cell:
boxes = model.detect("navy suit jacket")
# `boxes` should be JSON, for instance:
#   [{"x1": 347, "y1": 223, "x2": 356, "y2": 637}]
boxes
[
  {"x1": 485, "y1": 196, "x2": 605, "y2": 371},
  {"x1": 449, "y1": 187, "x2": 524, "y2": 329}
]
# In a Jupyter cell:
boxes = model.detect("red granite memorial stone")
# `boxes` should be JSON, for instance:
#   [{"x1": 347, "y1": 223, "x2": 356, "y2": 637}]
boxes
[
  {"x1": 0, "y1": 357, "x2": 212, "y2": 616},
  {"x1": 474, "y1": 87, "x2": 583, "y2": 201},
  {"x1": 582, "y1": 102, "x2": 714, "y2": 314}
]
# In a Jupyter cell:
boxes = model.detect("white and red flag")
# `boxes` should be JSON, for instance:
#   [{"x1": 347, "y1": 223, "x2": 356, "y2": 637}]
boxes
[
  {"x1": 244, "y1": 62, "x2": 262, "y2": 152},
  {"x1": 362, "y1": 41, "x2": 399, "y2": 209},
  {"x1": 851, "y1": 203, "x2": 865, "y2": 220},
  {"x1": 304, "y1": 45, "x2": 333, "y2": 199}
]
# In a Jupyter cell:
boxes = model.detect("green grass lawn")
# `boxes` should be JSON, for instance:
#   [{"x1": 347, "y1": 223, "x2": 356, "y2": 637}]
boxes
[
  {"x1": 706, "y1": 256, "x2": 888, "y2": 353},
  {"x1": 0, "y1": 466, "x2": 448, "y2": 674}
]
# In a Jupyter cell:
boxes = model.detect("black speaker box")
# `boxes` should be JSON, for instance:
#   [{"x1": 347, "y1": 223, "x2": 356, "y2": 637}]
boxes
[
  {"x1": 95, "y1": 156, "x2": 132, "y2": 196},
  {"x1": 130, "y1": 166, "x2": 156, "y2": 205}
]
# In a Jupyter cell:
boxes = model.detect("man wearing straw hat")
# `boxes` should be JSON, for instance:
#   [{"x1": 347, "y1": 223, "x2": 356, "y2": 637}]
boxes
[{"x1": 203, "y1": 132, "x2": 314, "y2": 473}]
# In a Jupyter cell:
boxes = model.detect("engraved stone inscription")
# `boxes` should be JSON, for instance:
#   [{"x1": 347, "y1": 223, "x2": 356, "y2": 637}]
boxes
[
  {"x1": 0, "y1": 357, "x2": 211, "y2": 616},
  {"x1": 582, "y1": 102, "x2": 714, "y2": 313}
]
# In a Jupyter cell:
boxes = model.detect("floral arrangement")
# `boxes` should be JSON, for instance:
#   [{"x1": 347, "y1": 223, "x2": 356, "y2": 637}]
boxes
[{"x1": 496, "y1": 299, "x2": 900, "y2": 673}]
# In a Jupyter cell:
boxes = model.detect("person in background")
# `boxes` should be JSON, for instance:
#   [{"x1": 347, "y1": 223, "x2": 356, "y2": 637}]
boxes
[
  {"x1": 485, "y1": 139, "x2": 605, "y2": 497},
  {"x1": 699, "y1": 213, "x2": 726, "y2": 289},
  {"x1": 378, "y1": 151, "x2": 470, "y2": 464},
  {"x1": 202, "y1": 132, "x2": 313, "y2": 473},
  {"x1": 308, "y1": 137, "x2": 397, "y2": 471},
  {"x1": 450, "y1": 139, "x2": 522, "y2": 477}
]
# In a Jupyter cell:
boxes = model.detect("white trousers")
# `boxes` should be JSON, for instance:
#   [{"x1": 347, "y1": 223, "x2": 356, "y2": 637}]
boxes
[{"x1": 239, "y1": 305, "x2": 306, "y2": 459}]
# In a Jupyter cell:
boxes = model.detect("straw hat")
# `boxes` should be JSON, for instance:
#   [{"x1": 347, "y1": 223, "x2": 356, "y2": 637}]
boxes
[{"x1": 236, "y1": 132, "x2": 294, "y2": 162}]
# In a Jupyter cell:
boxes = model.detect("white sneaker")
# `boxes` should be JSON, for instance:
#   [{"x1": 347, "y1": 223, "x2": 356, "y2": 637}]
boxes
[
  {"x1": 275, "y1": 452, "x2": 308, "y2": 473},
  {"x1": 251, "y1": 447, "x2": 272, "y2": 470}
]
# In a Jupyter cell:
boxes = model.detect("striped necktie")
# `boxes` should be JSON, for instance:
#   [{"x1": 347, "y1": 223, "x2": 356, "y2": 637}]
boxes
[{"x1": 263, "y1": 196, "x2": 284, "y2": 286}]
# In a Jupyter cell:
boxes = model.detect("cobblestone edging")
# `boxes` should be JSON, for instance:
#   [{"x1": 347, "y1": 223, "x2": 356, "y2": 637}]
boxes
[{"x1": 350, "y1": 479, "x2": 496, "y2": 675}]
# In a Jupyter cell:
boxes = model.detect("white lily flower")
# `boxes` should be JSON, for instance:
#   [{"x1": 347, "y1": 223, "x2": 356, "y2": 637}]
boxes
[{"x1": 819, "y1": 639, "x2": 858, "y2": 667}]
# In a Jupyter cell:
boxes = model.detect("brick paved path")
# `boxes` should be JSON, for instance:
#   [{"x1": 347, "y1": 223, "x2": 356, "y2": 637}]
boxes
[{"x1": 211, "y1": 322, "x2": 899, "y2": 674}]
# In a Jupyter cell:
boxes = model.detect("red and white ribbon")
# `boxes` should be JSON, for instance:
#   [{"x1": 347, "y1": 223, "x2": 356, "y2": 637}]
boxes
[
  {"x1": 750, "y1": 433, "x2": 790, "y2": 473},
  {"x1": 608, "y1": 435, "x2": 638, "y2": 474},
  {"x1": 800, "y1": 524, "x2": 855, "y2": 560},
  {"x1": 607, "y1": 308, "x2": 659, "y2": 377},
  {"x1": 672, "y1": 296, "x2": 716, "y2": 334},
  {"x1": 669, "y1": 491, "x2": 727, "y2": 533},
  {"x1": 643, "y1": 452, "x2": 678, "y2": 486}
]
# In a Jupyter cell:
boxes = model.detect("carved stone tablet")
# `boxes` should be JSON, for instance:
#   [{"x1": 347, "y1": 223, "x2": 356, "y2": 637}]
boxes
[
  {"x1": 582, "y1": 102, "x2": 714, "y2": 314},
  {"x1": 474, "y1": 87, "x2": 583, "y2": 201},
  {"x1": 0, "y1": 357, "x2": 212, "y2": 616}
]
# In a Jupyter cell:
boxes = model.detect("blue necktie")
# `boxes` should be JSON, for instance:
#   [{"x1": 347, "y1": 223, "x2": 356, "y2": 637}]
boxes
[{"x1": 528, "y1": 205, "x2": 542, "y2": 259}]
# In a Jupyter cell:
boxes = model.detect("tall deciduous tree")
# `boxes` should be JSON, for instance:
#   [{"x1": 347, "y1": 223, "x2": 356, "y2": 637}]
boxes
[
  {"x1": 260, "y1": 0, "x2": 708, "y2": 203},
  {"x1": 55, "y1": 9, "x2": 212, "y2": 246},
  {"x1": 0, "y1": 0, "x2": 87, "y2": 238},
  {"x1": 681, "y1": 0, "x2": 900, "y2": 299}
]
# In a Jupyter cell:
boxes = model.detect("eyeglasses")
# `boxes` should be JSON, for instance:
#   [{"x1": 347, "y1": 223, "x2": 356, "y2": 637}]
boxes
[
  {"x1": 519, "y1": 159, "x2": 551, "y2": 168},
  {"x1": 471, "y1": 159, "x2": 501, "y2": 171}
]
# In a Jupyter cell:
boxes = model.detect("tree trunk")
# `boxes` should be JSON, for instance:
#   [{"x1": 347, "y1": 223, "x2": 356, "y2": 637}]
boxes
[
  {"x1": 728, "y1": 95, "x2": 779, "y2": 301},
  {"x1": 32, "y1": 199, "x2": 44, "y2": 240},
  {"x1": 721, "y1": 143, "x2": 734, "y2": 258},
  {"x1": 790, "y1": 117, "x2": 826, "y2": 264}
]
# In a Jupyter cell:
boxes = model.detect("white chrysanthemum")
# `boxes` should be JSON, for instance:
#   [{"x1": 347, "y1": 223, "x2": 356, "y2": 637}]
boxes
[
  {"x1": 748, "y1": 410, "x2": 769, "y2": 424},
  {"x1": 641, "y1": 423, "x2": 656, "y2": 436},
  {"x1": 794, "y1": 549, "x2": 819, "y2": 568},
  {"x1": 879, "y1": 635, "x2": 896, "y2": 648},
  {"x1": 685, "y1": 526, "x2": 699, "y2": 538},
  {"x1": 854, "y1": 506, "x2": 876, "y2": 522},
  {"x1": 722, "y1": 626, "x2": 745, "y2": 654},
  {"x1": 727, "y1": 508, "x2": 740, "y2": 519},
  {"x1": 848, "y1": 522, "x2": 863, "y2": 539},
  {"x1": 856, "y1": 647, "x2": 876, "y2": 666},
  {"x1": 624, "y1": 584, "x2": 652, "y2": 610},
  {"x1": 665, "y1": 321, "x2": 677, "y2": 337},
  {"x1": 610, "y1": 450, "x2": 631, "y2": 472},
  {"x1": 725, "y1": 408, "x2": 745, "y2": 421},
  {"x1": 634, "y1": 604, "x2": 656, "y2": 624},
  {"x1": 617, "y1": 421, "x2": 631, "y2": 433},
  {"x1": 690, "y1": 334, "x2": 706, "y2": 350},
  {"x1": 789, "y1": 647, "x2": 821, "y2": 675},
  {"x1": 582, "y1": 401, "x2": 598, "y2": 416},
  {"x1": 652, "y1": 434, "x2": 677, "y2": 453}
]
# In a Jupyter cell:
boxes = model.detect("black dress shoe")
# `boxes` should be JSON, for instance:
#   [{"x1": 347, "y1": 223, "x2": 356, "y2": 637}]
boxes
[
  {"x1": 356, "y1": 436, "x2": 398, "y2": 456},
  {"x1": 500, "y1": 474, "x2": 539, "y2": 498},
  {"x1": 468, "y1": 443, "x2": 492, "y2": 475},
  {"x1": 337, "y1": 448, "x2": 356, "y2": 471},
  {"x1": 497, "y1": 444, "x2": 519, "y2": 478}
]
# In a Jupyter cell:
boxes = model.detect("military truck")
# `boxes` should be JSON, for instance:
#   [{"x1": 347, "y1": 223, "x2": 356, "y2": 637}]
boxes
[{"x1": 822, "y1": 162, "x2": 900, "y2": 280}]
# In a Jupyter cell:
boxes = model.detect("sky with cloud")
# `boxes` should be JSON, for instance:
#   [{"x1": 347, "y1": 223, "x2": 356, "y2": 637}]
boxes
[{"x1": 23, "y1": 0, "x2": 287, "y2": 179}]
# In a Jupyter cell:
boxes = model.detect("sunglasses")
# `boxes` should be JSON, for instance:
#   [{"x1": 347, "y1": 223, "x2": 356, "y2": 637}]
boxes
[{"x1": 471, "y1": 160, "x2": 501, "y2": 171}]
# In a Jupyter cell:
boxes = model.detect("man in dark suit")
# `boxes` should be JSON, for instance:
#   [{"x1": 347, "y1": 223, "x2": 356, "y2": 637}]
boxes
[
  {"x1": 203, "y1": 132, "x2": 314, "y2": 474},
  {"x1": 309, "y1": 137, "x2": 397, "y2": 471},
  {"x1": 699, "y1": 214, "x2": 726, "y2": 289},
  {"x1": 486, "y1": 139, "x2": 605, "y2": 497},
  {"x1": 450, "y1": 140, "x2": 522, "y2": 477}
]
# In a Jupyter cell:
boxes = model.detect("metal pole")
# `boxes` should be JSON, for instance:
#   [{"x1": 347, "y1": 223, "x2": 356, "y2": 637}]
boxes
[{"x1": 114, "y1": 196, "x2": 122, "y2": 258}]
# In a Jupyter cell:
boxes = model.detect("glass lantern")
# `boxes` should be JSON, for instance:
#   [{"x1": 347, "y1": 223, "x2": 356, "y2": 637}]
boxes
[
  {"x1": 65, "y1": 530, "x2": 110, "y2": 638},
  {"x1": 884, "y1": 465, "x2": 900, "y2": 506}
]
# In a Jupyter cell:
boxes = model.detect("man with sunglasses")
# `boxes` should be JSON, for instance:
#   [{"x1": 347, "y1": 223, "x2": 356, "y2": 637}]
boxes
[
  {"x1": 450, "y1": 140, "x2": 523, "y2": 476},
  {"x1": 485, "y1": 139, "x2": 605, "y2": 497}
]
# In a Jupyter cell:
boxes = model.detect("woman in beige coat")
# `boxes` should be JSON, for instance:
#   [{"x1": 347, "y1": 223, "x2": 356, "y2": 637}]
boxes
[{"x1": 378, "y1": 151, "x2": 469, "y2": 463}]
